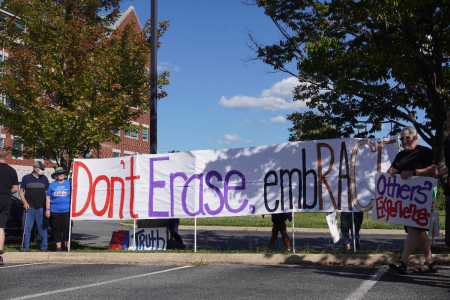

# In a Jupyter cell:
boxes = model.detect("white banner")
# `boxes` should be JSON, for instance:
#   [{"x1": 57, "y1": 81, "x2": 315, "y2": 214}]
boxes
[
  {"x1": 71, "y1": 137, "x2": 399, "y2": 220},
  {"x1": 373, "y1": 173, "x2": 437, "y2": 229}
]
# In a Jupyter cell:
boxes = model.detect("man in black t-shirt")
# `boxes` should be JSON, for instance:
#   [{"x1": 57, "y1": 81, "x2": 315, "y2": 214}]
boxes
[
  {"x1": 20, "y1": 161, "x2": 49, "y2": 252},
  {"x1": 0, "y1": 149, "x2": 19, "y2": 265},
  {"x1": 387, "y1": 126, "x2": 438, "y2": 274}
]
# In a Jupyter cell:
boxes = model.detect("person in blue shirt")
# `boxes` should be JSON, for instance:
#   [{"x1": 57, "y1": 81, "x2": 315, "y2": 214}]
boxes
[{"x1": 45, "y1": 167, "x2": 71, "y2": 252}]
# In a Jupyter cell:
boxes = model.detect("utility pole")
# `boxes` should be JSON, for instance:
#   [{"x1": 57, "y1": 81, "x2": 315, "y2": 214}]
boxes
[
  {"x1": 139, "y1": 0, "x2": 168, "y2": 232},
  {"x1": 150, "y1": 0, "x2": 157, "y2": 155}
]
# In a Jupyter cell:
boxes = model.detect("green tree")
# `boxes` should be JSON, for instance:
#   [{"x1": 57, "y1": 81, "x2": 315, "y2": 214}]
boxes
[
  {"x1": 248, "y1": 0, "x2": 449, "y2": 161},
  {"x1": 248, "y1": 0, "x2": 450, "y2": 245},
  {"x1": 287, "y1": 111, "x2": 341, "y2": 141},
  {"x1": 0, "y1": 0, "x2": 169, "y2": 170}
]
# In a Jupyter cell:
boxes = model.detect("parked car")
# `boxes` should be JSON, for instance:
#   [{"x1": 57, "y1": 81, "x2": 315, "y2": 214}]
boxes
[{"x1": 4, "y1": 195, "x2": 53, "y2": 242}]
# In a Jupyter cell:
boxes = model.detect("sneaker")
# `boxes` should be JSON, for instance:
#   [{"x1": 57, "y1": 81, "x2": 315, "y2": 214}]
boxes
[
  {"x1": 0, "y1": 255, "x2": 3, "y2": 265},
  {"x1": 55, "y1": 248, "x2": 61, "y2": 252},
  {"x1": 286, "y1": 249, "x2": 292, "y2": 252},
  {"x1": 40, "y1": 249, "x2": 48, "y2": 252},
  {"x1": 21, "y1": 249, "x2": 29, "y2": 252}
]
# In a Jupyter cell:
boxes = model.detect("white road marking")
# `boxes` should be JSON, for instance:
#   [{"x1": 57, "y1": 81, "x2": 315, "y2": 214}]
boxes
[
  {"x1": 345, "y1": 268, "x2": 387, "y2": 300},
  {"x1": 8, "y1": 265, "x2": 192, "y2": 300},
  {"x1": 1, "y1": 263, "x2": 46, "y2": 269}
]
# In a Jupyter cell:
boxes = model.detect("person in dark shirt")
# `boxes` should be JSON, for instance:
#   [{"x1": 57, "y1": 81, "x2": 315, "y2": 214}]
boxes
[
  {"x1": 267, "y1": 212, "x2": 292, "y2": 252},
  {"x1": 388, "y1": 126, "x2": 438, "y2": 274},
  {"x1": 436, "y1": 111, "x2": 450, "y2": 204},
  {"x1": 20, "y1": 161, "x2": 49, "y2": 252},
  {"x1": 0, "y1": 149, "x2": 19, "y2": 265}
]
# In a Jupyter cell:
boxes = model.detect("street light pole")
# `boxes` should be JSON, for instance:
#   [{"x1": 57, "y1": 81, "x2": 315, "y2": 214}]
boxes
[{"x1": 150, "y1": 0, "x2": 158, "y2": 155}]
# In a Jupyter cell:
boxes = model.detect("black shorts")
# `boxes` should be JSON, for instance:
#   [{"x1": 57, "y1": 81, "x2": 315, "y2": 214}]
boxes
[
  {"x1": 0, "y1": 203, "x2": 11, "y2": 228},
  {"x1": 271, "y1": 213, "x2": 289, "y2": 225},
  {"x1": 404, "y1": 226, "x2": 428, "y2": 233}
]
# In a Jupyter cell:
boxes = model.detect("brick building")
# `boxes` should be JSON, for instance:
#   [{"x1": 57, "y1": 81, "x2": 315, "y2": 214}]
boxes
[{"x1": 0, "y1": 5, "x2": 150, "y2": 181}]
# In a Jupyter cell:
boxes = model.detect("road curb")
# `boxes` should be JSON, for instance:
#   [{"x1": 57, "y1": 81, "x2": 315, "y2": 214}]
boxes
[{"x1": 4, "y1": 252, "x2": 450, "y2": 266}]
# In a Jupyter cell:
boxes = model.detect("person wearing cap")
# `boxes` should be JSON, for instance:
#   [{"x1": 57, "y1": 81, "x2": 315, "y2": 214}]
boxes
[
  {"x1": 20, "y1": 161, "x2": 50, "y2": 252},
  {"x1": 45, "y1": 167, "x2": 71, "y2": 251}
]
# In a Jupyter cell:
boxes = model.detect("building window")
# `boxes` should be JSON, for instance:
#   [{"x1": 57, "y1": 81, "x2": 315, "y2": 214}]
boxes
[
  {"x1": 124, "y1": 153, "x2": 131, "y2": 157},
  {"x1": 0, "y1": 138, "x2": 3, "y2": 148},
  {"x1": 0, "y1": 15, "x2": 5, "y2": 31},
  {"x1": 142, "y1": 128, "x2": 148, "y2": 141},
  {"x1": 12, "y1": 138, "x2": 22, "y2": 158},
  {"x1": 113, "y1": 128, "x2": 119, "y2": 135},
  {"x1": 113, "y1": 152, "x2": 120, "y2": 158},
  {"x1": 16, "y1": 21, "x2": 25, "y2": 32},
  {"x1": 1, "y1": 94, "x2": 10, "y2": 108},
  {"x1": 125, "y1": 127, "x2": 138, "y2": 139}
]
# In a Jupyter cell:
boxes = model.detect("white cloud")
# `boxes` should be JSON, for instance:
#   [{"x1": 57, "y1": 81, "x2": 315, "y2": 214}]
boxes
[
  {"x1": 245, "y1": 119, "x2": 251, "y2": 123},
  {"x1": 158, "y1": 62, "x2": 180, "y2": 73},
  {"x1": 260, "y1": 77, "x2": 300, "y2": 99},
  {"x1": 269, "y1": 116, "x2": 287, "y2": 124},
  {"x1": 218, "y1": 77, "x2": 307, "y2": 111},
  {"x1": 217, "y1": 134, "x2": 254, "y2": 144},
  {"x1": 259, "y1": 116, "x2": 287, "y2": 125}
]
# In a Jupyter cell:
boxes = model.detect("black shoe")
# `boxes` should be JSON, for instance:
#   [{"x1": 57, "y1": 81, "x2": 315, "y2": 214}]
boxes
[
  {"x1": 40, "y1": 249, "x2": 48, "y2": 252},
  {"x1": 0, "y1": 256, "x2": 3, "y2": 265},
  {"x1": 389, "y1": 260, "x2": 407, "y2": 274},
  {"x1": 55, "y1": 248, "x2": 61, "y2": 252},
  {"x1": 21, "y1": 249, "x2": 29, "y2": 252}
]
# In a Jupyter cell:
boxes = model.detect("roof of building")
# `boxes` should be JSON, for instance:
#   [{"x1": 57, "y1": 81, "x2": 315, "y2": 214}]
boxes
[{"x1": 99, "y1": 6, "x2": 141, "y2": 31}]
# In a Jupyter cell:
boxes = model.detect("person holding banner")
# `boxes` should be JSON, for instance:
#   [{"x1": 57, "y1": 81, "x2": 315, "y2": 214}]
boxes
[
  {"x1": 340, "y1": 212, "x2": 363, "y2": 251},
  {"x1": 45, "y1": 167, "x2": 71, "y2": 252},
  {"x1": 267, "y1": 213, "x2": 292, "y2": 252},
  {"x1": 387, "y1": 126, "x2": 438, "y2": 274},
  {"x1": 436, "y1": 111, "x2": 450, "y2": 202},
  {"x1": 0, "y1": 149, "x2": 19, "y2": 265}
]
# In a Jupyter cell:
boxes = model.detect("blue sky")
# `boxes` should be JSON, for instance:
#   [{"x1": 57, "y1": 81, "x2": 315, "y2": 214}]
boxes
[{"x1": 120, "y1": 0, "x2": 401, "y2": 153}]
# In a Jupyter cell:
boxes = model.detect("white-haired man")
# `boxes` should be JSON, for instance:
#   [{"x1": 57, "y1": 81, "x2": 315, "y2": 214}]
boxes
[{"x1": 387, "y1": 126, "x2": 438, "y2": 274}]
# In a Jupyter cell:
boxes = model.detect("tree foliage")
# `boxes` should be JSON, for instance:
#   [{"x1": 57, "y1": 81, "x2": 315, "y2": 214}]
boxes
[
  {"x1": 0, "y1": 0, "x2": 169, "y2": 170},
  {"x1": 287, "y1": 111, "x2": 341, "y2": 141},
  {"x1": 248, "y1": 0, "x2": 450, "y2": 167}
]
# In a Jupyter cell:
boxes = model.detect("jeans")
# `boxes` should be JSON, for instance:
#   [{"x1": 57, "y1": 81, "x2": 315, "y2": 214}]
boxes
[
  {"x1": 22, "y1": 207, "x2": 48, "y2": 251},
  {"x1": 340, "y1": 212, "x2": 363, "y2": 250}
]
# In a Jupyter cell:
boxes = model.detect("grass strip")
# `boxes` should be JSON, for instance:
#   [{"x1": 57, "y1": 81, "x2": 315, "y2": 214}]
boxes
[{"x1": 121, "y1": 212, "x2": 446, "y2": 230}]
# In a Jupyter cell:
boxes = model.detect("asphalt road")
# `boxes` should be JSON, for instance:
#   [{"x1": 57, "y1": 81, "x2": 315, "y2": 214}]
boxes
[
  {"x1": 1, "y1": 263, "x2": 449, "y2": 300},
  {"x1": 69, "y1": 220, "x2": 446, "y2": 252}
]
